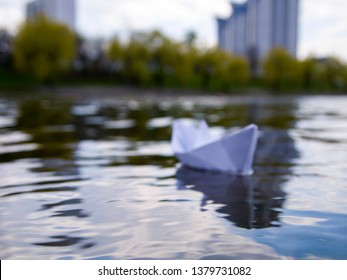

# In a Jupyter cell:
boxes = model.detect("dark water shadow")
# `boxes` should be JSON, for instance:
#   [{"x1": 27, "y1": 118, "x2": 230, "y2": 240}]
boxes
[
  {"x1": 51, "y1": 209, "x2": 89, "y2": 218},
  {"x1": 32, "y1": 235, "x2": 95, "y2": 250},
  {"x1": 33, "y1": 235, "x2": 85, "y2": 247},
  {"x1": 176, "y1": 166, "x2": 285, "y2": 229},
  {"x1": 1, "y1": 186, "x2": 78, "y2": 198},
  {"x1": 40, "y1": 198, "x2": 83, "y2": 210}
]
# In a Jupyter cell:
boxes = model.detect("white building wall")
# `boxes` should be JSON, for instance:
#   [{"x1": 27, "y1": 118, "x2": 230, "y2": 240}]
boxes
[
  {"x1": 246, "y1": 0, "x2": 257, "y2": 54},
  {"x1": 257, "y1": 0, "x2": 272, "y2": 59},
  {"x1": 236, "y1": 10, "x2": 247, "y2": 56},
  {"x1": 26, "y1": 1, "x2": 40, "y2": 19},
  {"x1": 217, "y1": 0, "x2": 299, "y2": 60},
  {"x1": 287, "y1": 0, "x2": 298, "y2": 56},
  {"x1": 26, "y1": 0, "x2": 76, "y2": 30},
  {"x1": 271, "y1": 0, "x2": 298, "y2": 56},
  {"x1": 39, "y1": 0, "x2": 56, "y2": 19},
  {"x1": 273, "y1": 0, "x2": 287, "y2": 48},
  {"x1": 217, "y1": 18, "x2": 226, "y2": 49},
  {"x1": 226, "y1": 17, "x2": 234, "y2": 53},
  {"x1": 56, "y1": 0, "x2": 76, "y2": 30}
]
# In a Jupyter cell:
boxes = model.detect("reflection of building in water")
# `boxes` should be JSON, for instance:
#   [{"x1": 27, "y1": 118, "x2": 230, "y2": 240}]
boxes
[
  {"x1": 217, "y1": 0, "x2": 299, "y2": 71},
  {"x1": 176, "y1": 166, "x2": 285, "y2": 229},
  {"x1": 26, "y1": 0, "x2": 76, "y2": 30}
]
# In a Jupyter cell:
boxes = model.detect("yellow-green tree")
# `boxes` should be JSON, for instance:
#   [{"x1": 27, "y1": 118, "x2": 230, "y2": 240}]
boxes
[
  {"x1": 300, "y1": 57, "x2": 318, "y2": 90},
  {"x1": 195, "y1": 48, "x2": 220, "y2": 89},
  {"x1": 262, "y1": 47, "x2": 301, "y2": 90},
  {"x1": 343, "y1": 64, "x2": 347, "y2": 91},
  {"x1": 214, "y1": 51, "x2": 250, "y2": 89},
  {"x1": 123, "y1": 34, "x2": 151, "y2": 85},
  {"x1": 172, "y1": 44, "x2": 196, "y2": 86},
  {"x1": 147, "y1": 31, "x2": 175, "y2": 85},
  {"x1": 213, "y1": 49, "x2": 234, "y2": 88},
  {"x1": 228, "y1": 56, "x2": 250, "y2": 86},
  {"x1": 108, "y1": 38, "x2": 124, "y2": 77},
  {"x1": 14, "y1": 15, "x2": 76, "y2": 82},
  {"x1": 319, "y1": 57, "x2": 346, "y2": 90},
  {"x1": 195, "y1": 48, "x2": 250, "y2": 90},
  {"x1": 108, "y1": 39, "x2": 123, "y2": 61}
]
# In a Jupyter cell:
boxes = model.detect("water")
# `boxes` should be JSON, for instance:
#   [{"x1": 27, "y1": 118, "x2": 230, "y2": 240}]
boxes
[{"x1": 1, "y1": 92, "x2": 347, "y2": 260}]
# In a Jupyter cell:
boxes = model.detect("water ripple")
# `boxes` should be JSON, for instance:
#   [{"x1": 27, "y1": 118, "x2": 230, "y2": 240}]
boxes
[
  {"x1": 2, "y1": 187, "x2": 79, "y2": 198},
  {"x1": 1, "y1": 94, "x2": 347, "y2": 260}
]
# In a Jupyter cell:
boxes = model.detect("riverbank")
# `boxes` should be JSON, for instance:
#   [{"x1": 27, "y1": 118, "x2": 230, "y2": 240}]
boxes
[{"x1": 1, "y1": 84, "x2": 345, "y2": 102}]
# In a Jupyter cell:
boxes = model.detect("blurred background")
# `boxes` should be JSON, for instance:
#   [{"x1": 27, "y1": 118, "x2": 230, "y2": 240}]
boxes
[{"x1": 0, "y1": 0, "x2": 347, "y2": 91}]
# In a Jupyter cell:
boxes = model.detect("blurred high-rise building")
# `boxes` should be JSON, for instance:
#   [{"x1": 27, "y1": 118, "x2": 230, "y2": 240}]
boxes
[
  {"x1": 26, "y1": 0, "x2": 76, "y2": 30},
  {"x1": 217, "y1": 0, "x2": 299, "y2": 64}
]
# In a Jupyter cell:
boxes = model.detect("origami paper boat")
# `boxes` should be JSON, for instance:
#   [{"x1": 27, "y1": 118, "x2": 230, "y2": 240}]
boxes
[{"x1": 171, "y1": 119, "x2": 258, "y2": 175}]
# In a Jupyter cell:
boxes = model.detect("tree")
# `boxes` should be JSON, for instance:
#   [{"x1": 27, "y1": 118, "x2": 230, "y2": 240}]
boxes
[
  {"x1": 147, "y1": 31, "x2": 173, "y2": 85},
  {"x1": 122, "y1": 33, "x2": 151, "y2": 85},
  {"x1": 227, "y1": 56, "x2": 250, "y2": 86},
  {"x1": 108, "y1": 39, "x2": 123, "y2": 63},
  {"x1": 262, "y1": 47, "x2": 301, "y2": 90},
  {"x1": 300, "y1": 57, "x2": 318, "y2": 90},
  {"x1": 319, "y1": 57, "x2": 346, "y2": 90},
  {"x1": 195, "y1": 48, "x2": 220, "y2": 89},
  {"x1": 171, "y1": 43, "x2": 196, "y2": 86},
  {"x1": 194, "y1": 48, "x2": 250, "y2": 90},
  {"x1": 13, "y1": 15, "x2": 76, "y2": 82},
  {"x1": 213, "y1": 49, "x2": 234, "y2": 89}
]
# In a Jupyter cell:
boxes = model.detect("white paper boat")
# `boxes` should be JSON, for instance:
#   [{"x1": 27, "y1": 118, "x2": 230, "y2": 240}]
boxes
[{"x1": 171, "y1": 119, "x2": 258, "y2": 175}]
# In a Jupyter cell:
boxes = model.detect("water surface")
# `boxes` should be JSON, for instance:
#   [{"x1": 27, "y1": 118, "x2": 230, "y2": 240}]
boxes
[{"x1": 1, "y1": 92, "x2": 347, "y2": 260}]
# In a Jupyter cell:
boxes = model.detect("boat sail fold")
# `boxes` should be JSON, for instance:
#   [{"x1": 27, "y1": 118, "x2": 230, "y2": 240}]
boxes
[{"x1": 171, "y1": 119, "x2": 258, "y2": 175}]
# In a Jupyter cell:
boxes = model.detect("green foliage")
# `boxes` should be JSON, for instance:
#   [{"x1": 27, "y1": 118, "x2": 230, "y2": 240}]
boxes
[
  {"x1": 300, "y1": 57, "x2": 318, "y2": 90},
  {"x1": 195, "y1": 48, "x2": 250, "y2": 90},
  {"x1": 16, "y1": 99, "x2": 76, "y2": 160},
  {"x1": 0, "y1": 66, "x2": 39, "y2": 89},
  {"x1": 17, "y1": 99, "x2": 73, "y2": 130},
  {"x1": 108, "y1": 39, "x2": 123, "y2": 62},
  {"x1": 146, "y1": 31, "x2": 176, "y2": 85},
  {"x1": 13, "y1": 15, "x2": 76, "y2": 82},
  {"x1": 318, "y1": 57, "x2": 346, "y2": 90},
  {"x1": 228, "y1": 56, "x2": 250, "y2": 86},
  {"x1": 106, "y1": 30, "x2": 250, "y2": 90},
  {"x1": 299, "y1": 56, "x2": 347, "y2": 91},
  {"x1": 262, "y1": 47, "x2": 301, "y2": 90},
  {"x1": 171, "y1": 44, "x2": 196, "y2": 86},
  {"x1": 124, "y1": 34, "x2": 151, "y2": 85}
]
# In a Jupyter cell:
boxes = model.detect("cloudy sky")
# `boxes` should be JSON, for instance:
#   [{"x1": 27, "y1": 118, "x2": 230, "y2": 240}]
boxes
[{"x1": 0, "y1": 0, "x2": 347, "y2": 60}]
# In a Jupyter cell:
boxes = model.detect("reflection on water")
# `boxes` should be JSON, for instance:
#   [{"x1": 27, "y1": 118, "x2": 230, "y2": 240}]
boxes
[
  {"x1": 177, "y1": 166, "x2": 285, "y2": 229},
  {"x1": 1, "y1": 93, "x2": 347, "y2": 260},
  {"x1": 177, "y1": 167, "x2": 254, "y2": 229}
]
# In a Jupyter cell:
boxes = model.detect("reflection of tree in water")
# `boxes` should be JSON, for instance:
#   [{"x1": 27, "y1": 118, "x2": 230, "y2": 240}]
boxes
[
  {"x1": 176, "y1": 100, "x2": 299, "y2": 230},
  {"x1": 14, "y1": 99, "x2": 92, "y2": 250},
  {"x1": 15, "y1": 99, "x2": 78, "y2": 175}
]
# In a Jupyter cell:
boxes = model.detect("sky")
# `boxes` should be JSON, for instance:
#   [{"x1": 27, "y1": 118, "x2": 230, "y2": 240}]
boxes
[{"x1": 0, "y1": 0, "x2": 347, "y2": 61}]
